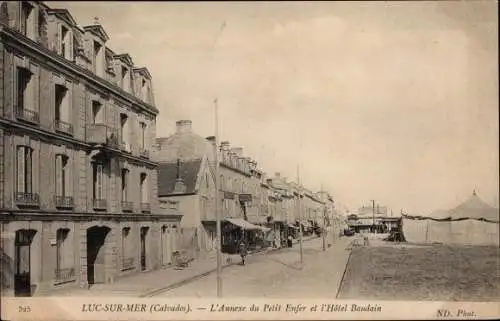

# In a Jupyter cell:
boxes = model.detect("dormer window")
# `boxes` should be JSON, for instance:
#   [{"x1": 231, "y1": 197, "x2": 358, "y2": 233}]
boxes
[
  {"x1": 121, "y1": 66, "x2": 130, "y2": 92},
  {"x1": 20, "y1": 1, "x2": 35, "y2": 40},
  {"x1": 93, "y1": 41, "x2": 104, "y2": 77},
  {"x1": 60, "y1": 25, "x2": 73, "y2": 60},
  {"x1": 141, "y1": 78, "x2": 148, "y2": 102}
]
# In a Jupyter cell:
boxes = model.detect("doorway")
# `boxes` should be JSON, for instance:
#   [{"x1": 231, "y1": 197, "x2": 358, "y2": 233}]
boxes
[
  {"x1": 140, "y1": 227, "x2": 149, "y2": 271},
  {"x1": 86, "y1": 226, "x2": 110, "y2": 286},
  {"x1": 14, "y1": 229, "x2": 37, "y2": 297}
]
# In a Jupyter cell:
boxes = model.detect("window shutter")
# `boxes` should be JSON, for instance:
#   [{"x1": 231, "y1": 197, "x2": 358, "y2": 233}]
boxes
[
  {"x1": 17, "y1": 147, "x2": 25, "y2": 193},
  {"x1": 68, "y1": 30, "x2": 74, "y2": 61},
  {"x1": 25, "y1": 148, "x2": 32, "y2": 194},
  {"x1": 64, "y1": 156, "x2": 72, "y2": 197},
  {"x1": 54, "y1": 23, "x2": 61, "y2": 53},
  {"x1": 55, "y1": 154, "x2": 62, "y2": 196},
  {"x1": 96, "y1": 163, "x2": 103, "y2": 199}
]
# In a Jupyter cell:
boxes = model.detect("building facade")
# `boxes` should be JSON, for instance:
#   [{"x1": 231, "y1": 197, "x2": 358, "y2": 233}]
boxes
[{"x1": 0, "y1": 1, "x2": 180, "y2": 297}]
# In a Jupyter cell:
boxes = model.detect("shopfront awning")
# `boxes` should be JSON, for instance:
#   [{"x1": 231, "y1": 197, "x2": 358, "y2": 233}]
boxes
[
  {"x1": 288, "y1": 224, "x2": 299, "y2": 230},
  {"x1": 225, "y1": 218, "x2": 262, "y2": 231}
]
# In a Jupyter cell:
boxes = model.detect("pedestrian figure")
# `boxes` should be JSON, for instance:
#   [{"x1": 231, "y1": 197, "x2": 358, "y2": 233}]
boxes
[
  {"x1": 287, "y1": 235, "x2": 293, "y2": 248},
  {"x1": 239, "y1": 241, "x2": 248, "y2": 265}
]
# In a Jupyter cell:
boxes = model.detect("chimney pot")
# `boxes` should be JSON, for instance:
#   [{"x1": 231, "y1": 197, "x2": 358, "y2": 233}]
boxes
[{"x1": 176, "y1": 120, "x2": 192, "y2": 134}]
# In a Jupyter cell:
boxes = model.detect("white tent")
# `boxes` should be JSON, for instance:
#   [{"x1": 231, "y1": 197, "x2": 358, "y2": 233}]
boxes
[{"x1": 402, "y1": 191, "x2": 499, "y2": 246}]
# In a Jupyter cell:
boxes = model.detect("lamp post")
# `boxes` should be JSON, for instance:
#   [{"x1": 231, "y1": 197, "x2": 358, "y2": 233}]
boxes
[{"x1": 213, "y1": 99, "x2": 222, "y2": 298}]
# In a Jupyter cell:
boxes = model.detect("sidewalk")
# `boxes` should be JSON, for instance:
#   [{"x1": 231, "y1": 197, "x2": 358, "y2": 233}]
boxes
[{"x1": 43, "y1": 236, "x2": 319, "y2": 297}]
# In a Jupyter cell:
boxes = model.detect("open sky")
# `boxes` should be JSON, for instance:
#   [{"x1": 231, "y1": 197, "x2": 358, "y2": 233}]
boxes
[{"x1": 50, "y1": 1, "x2": 499, "y2": 215}]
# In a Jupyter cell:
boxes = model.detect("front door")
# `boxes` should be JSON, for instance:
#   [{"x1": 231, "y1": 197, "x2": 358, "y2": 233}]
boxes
[
  {"x1": 14, "y1": 230, "x2": 35, "y2": 297},
  {"x1": 140, "y1": 227, "x2": 148, "y2": 271}
]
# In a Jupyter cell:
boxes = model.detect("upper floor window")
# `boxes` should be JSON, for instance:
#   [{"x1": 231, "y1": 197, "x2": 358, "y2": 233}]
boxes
[
  {"x1": 16, "y1": 145, "x2": 33, "y2": 194},
  {"x1": 121, "y1": 168, "x2": 129, "y2": 202},
  {"x1": 120, "y1": 113, "x2": 129, "y2": 145},
  {"x1": 121, "y1": 66, "x2": 131, "y2": 92},
  {"x1": 54, "y1": 84, "x2": 71, "y2": 130},
  {"x1": 141, "y1": 78, "x2": 150, "y2": 102},
  {"x1": 93, "y1": 40, "x2": 103, "y2": 77},
  {"x1": 20, "y1": 1, "x2": 35, "y2": 40},
  {"x1": 92, "y1": 161, "x2": 104, "y2": 200},
  {"x1": 140, "y1": 172, "x2": 148, "y2": 203},
  {"x1": 55, "y1": 154, "x2": 69, "y2": 197},
  {"x1": 91, "y1": 100, "x2": 103, "y2": 124},
  {"x1": 139, "y1": 122, "x2": 146, "y2": 149},
  {"x1": 16, "y1": 67, "x2": 34, "y2": 112},
  {"x1": 60, "y1": 25, "x2": 73, "y2": 61}
]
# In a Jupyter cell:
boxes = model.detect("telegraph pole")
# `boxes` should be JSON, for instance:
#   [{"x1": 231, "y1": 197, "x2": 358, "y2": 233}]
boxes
[
  {"x1": 214, "y1": 99, "x2": 222, "y2": 298},
  {"x1": 297, "y1": 165, "x2": 303, "y2": 267},
  {"x1": 371, "y1": 199, "x2": 375, "y2": 233}
]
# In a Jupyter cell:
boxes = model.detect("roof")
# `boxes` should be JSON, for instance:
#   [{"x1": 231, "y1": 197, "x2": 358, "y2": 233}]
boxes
[
  {"x1": 404, "y1": 191, "x2": 499, "y2": 223},
  {"x1": 83, "y1": 24, "x2": 110, "y2": 42},
  {"x1": 157, "y1": 159, "x2": 202, "y2": 196},
  {"x1": 114, "y1": 53, "x2": 134, "y2": 67},
  {"x1": 225, "y1": 218, "x2": 262, "y2": 231},
  {"x1": 46, "y1": 8, "x2": 77, "y2": 26}
]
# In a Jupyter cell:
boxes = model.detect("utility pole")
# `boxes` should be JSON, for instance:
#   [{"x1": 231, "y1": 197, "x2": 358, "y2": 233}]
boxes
[
  {"x1": 214, "y1": 99, "x2": 222, "y2": 298},
  {"x1": 322, "y1": 203, "x2": 326, "y2": 251},
  {"x1": 297, "y1": 165, "x2": 303, "y2": 267},
  {"x1": 371, "y1": 199, "x2": 375, "y2": 233}
]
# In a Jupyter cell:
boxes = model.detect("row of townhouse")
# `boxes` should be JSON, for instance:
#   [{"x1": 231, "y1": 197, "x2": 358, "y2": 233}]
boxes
[
  {"x1": 0, "y1": 1, "x2": 182, "y2": 297},
  {"x1": 154, "y1": 120, "x2": 338, "y2": 256}
]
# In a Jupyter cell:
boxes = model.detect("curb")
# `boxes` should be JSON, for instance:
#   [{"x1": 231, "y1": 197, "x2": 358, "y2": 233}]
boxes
[{"x1": 139, "y1": 237, "x2": 320, "y2": 297}]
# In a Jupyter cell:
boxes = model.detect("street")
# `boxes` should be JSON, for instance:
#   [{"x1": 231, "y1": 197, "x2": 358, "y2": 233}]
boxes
[{"x1": 155, "y1": 237, "x2": 351, "y2": 298}]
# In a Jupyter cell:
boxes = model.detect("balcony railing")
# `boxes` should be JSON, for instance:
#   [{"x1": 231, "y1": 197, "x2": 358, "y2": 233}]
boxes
[
  {"x1": 16, "y1": 108, "x2": 40, "y2": 125},
  {"x1": 140, "y1": 202, "x2": 151, "y2": 213},
  {"x1": 54, "y1": 195, "x2": 74, "y2": 209},
  {"x1": 86, "y1": 124, "x2": 119, "y2": 147},
  {"x1": 121, "y1": 257, "x2": 135, "y2": 271},
  {"x1": 93, "y1": 198, "x2": 107, "y2": 211},
  {"x1": 121, "y1": 201, "x2": 134, "y2": 212},
  {"x1": 54, "y1": 267, "x2": 76, "y2": 284},
  {"x1": 139, "y1": 148, "x2": 150, "y2": 159},
  {"x1": 15, "y1": 192, "x2": 40, "y2": 207},
  {"x1": 54, "y1": 119, "x2": 74, "y2": 136}
]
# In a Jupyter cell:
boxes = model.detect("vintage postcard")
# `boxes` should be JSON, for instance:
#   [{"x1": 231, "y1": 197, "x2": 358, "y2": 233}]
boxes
[{"x1": 0, "y1": 1, "x2": 498, "y2": 320}]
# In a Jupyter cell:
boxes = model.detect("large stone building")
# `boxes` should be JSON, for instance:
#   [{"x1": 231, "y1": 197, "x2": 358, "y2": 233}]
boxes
[{"x1": 0, "y1": 1, "x2": 181, "y2": 297}]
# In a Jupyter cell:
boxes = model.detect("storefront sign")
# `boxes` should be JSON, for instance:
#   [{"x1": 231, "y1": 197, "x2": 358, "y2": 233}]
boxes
[
  {"x1": 238, "y1": 193, "x2": 252, "y2": 202},
  {"x1": 223, "y1": 191, "x2": 235, "y2": 199}
]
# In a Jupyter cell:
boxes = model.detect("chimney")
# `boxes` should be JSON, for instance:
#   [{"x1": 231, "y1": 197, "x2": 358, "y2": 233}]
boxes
[
  {"x1": 176, "y1": 120, "x2": 192, "y2": 134},
  {"x1": 275, "y1": 172, "x2": 280, "y2": 178},
  {"x1": 221, "y1": 141, "x2": 230, "y2": 151},
  {"x1": 230, "y1": 147, "x2": 243, "y2": 157},
  {"x1": 173, "y1": 158, "x2": 187, "y2": 193}
]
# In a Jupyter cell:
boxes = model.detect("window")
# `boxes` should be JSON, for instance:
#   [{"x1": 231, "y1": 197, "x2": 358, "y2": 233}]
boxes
[
  {"x1": 140, "y1": 173, "x2": 148, "y2": 203},
  {"x1": 120, "y1": 113, "x2": 128, "y2": 144},
  {"x1": 220, "y1": 175, "x2": 224, "y2": 190},
  {"x1": 92, "y1": 161, "x2": 104, "y2": 200},
  {"x1": 60, "y1": 25, "x2": 73, "y2": 60},
  {"x1": 20, "y1": 1, "x2": 34, "y2": 39},
  {"x1": 91, "y1": 101, "x2": 102, "y2": 124},
  {"x1": 141, "y1": 78, "x2": 149, "y2": 102},
  {"x1": 54, "y1": 84, "x2": 69, "y2": 123},
  {"x1": 93, "y1": 41, "x2": 103, "y2": 76},
  {"x1": 55, "y1": 154, "x2": 69, "y2": 197},
  {"x1": 121, "y1": 66, "x2": 130, "y2": 92},
  {"x1": 56, "y1": 228, "x2": 73, "y2": 280},
  {"x1": 16, "y1": 67, "x2": 34, "y2": 113},
  {"x1": 16, "y1": 146, "x2": 33, "y2": 194},
  {"x1": 139, "y1": 122, "x2": 146, "y2": 149},
  {"x1": 121, "y1": 168, "x2": 129, "y2": 202}
]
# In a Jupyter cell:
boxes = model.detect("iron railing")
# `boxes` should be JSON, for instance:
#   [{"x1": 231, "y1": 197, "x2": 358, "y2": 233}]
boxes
[
  {"x1": 54, "y1": 195, "x2": 74, "y2": 209},
  {"x1": 121, "y1": 257, "x2": 135, "y2": 271},
  {"x1": 15, "y1": 192, "x2": 40, "y2": 207},
  {"x1": 139, "y1": 148, "x2": 150, "y2": 158},
  {"x1": 54, "y1": 267, "x2": 76, "y2": 284},
  {"x1": 140, "y1": 202, "x2": 151, "y2": 213},
  {"x1": 16, "y1": 108, "x2": 40, "y2": 125},
  {"x1": 93, "y1": 198, "x2": 107, "y2": 211},
  {"x1": 121, "y1": 201, "x2": 134, "y2": 212},
  {"x1": 86, "y1": 124, "x2": 119, "y2": 147},
  {"x1": 54, "y1": 119, "x2": 73, "y2": 135}
]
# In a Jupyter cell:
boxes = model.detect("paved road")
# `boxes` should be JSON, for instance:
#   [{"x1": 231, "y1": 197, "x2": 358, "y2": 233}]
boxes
[{"x1": 156, "y1": 237, "x2": 351, "y2": 298}]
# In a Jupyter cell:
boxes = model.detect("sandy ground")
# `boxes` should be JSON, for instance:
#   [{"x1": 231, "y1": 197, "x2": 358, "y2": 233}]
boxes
[{"x1": 337, "y1": 244, "x2": 500, "y2": 301}]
